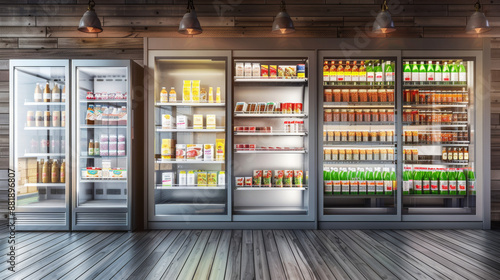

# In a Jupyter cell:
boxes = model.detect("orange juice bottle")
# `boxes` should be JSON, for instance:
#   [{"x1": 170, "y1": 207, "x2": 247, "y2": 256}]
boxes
[{"x1": 168, "y1": 87, "x2": 177, "y2": 102}]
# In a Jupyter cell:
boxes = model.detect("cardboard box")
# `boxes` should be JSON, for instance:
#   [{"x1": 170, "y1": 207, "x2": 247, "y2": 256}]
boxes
[
  {"x1": 182, "y1": 80, "x2": 191, "y2": 103},
  {"x1": 208, "y1": 171, "x2": 218, "y2": 186},
  {"x1": 161, "y1": 139, "x2": 175, "y2": 159},
  {"x1": 216, "y1": 139, "x2": 225, "y2": 161},
  {"x1": 197, "y1": 172, "x2": 207, "y2": 186},
  {"x1": 162, "y1": 172, "x2": 174, "y2": 187},
  {"x1": 218, "y1": 171, "x2": 225, "y2": 185},
  {"x1": 176, "y1": 144, "x2": 186, "y2": 160},
  {"x1": 162, "y1": 114, "x2": 173, "y2": 129},
  {"x1": 187, "y1": 144, "x2": 203, "y2": 160},
  {"x1": 192, "y1": 80, "x2": 200, "y2": 103},
  {"x1": 193, "y1": 114, "x2": 203, "y2": 129},
  {"x1": 187, "y1": 171, "x2": 195, "y2": 185},
  {"x1": 176, "y1": 115, "x2": 188, "y2": 129},
  {"x1": 206, "y1": 115, "x2": 216, "y2": 129},
  {"x1": 110, "y1": 169, "x2": 127, "y2": 178},
  {"x1": 179, "y1": 171, "x2": 187, "y2": 185},
  {"x1": 204, "y1": 144, "x2": 214, "y2": 161}
]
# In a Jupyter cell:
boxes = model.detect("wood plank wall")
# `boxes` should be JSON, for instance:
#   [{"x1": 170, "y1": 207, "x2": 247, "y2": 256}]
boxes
[{"x1": 1, "y1": 0, "x2": 499, "y2": 222}]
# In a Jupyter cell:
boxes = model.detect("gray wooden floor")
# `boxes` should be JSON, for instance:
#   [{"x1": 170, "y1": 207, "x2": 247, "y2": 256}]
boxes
[{"x1": 1, "y1": 221, "x2": 500, "y2": 279}]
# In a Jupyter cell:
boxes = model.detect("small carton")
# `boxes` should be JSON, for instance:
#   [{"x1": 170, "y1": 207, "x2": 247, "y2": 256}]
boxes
[
  {"x1": 261, "y1": 65, "x2": 269, "y2": 77},
  {"x1": 245, "y1": 177, "x2": 253, "y2": 186},
  {"x1": 270, "y1": 65, "x2": 277, "y2": 78},
  {"x1": 274, "y1": 170, "x2": 284, "y2": 187},
  {"x1": 182, "y1": 80, "x2": 191, "y2": 103},
  {"x1": 253, "y1": 170, "x2": 262, "y2": 186},
  {"x1": 216, "y1": 87, "x2": 222, "y2": 103},
  {"x1": 206, "y1": 115, "x2": 216, "y2": 129},
  {"x1": 244, "y1": 63, "x2": 252, "y2": 76},
  {"x1": 208, "y1": 171, "x2": 218, "y2": 186},
  {"x1": 278, "y1": 66, "x2": 285, "y2": 78},
  {"x1": 252, "y1": 63, "x2": 260, "y2": 77},
  {"x1": 218, "y1": 171, "x2": 225, "y2": 185},
  {"x1": 284, "y1": 170, "x2": 294, "y2": 187},
  {"x1": 294, "y1": 170, "x2": 304, "y2": 187},
  {"x1": 235, "y1": 63, "x2": 244, "y2": 76},
  {"x1": 235, "y1": 177, "x2": 245, "y2": 187},
  {"x1": 297, "y1": 64, "x2": 306, "y2": 78},
  {"x1": 187, "y1": 144, "x2": 203, "y2": 160},
  {"x1": 204, "y1": 144, "x2": 214, "y2": 161},
  {"x1": 162, "y1": 172, "x2": 174, "y2": 187},
  {"x1": 162, "y1": 114, "x2": 172, "y2": 129},
  {"x1": 82, "y1": 167, "x2": 102, "y2": 178},
  {"x1": 176, "y1": 115, "x2": 188, "y2": 129},
  {"x1": 161, "y1": 139, "x2": 175, "y2": 159},
  {"x1": 193, "y1": 114, "x2": 203, "y2": 129},
  {"x1": 179, "y1": 170, "x2": 187, "y2": 185},
  {"x1": 284, "y1": 65, "x2": 297, "y2": 78},
  {"x1": 110, "y1": 169, "x2": 127, "y2": 178},
  {"x1": 176, "y1": 144, "x2": 186, "y2": 160},
  {"x1": 216, "y1": 139, "x2": 225, "y2": 161},
  {"x1": 197, "y1": 172, "x2": 207, "y2": 186},
  {"x1": 187, "y1": 170, "x2": 195, "y2": 185},
  {"x1": 262, "y1": 170, "x2": 272, "y2": 187},
  {"x1": 192, "y1": 80, "x2": 200, "y2": 103}
]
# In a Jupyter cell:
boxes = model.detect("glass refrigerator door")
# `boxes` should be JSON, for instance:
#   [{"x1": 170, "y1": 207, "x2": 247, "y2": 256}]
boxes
[
  {"x1": 402, "y1": 58, "x2": 476, "y2": 216},
  {"x1": 73, "y1": 61, "x2": 131, "y2": 230},
  {"x1": 232, "y1": 54, "x2": 313, "y2": 221},
  {"x1": 320, "y1": 56, "x2": 398, "y2": 218},
  {"x1": 152, "y1": 57, "x2": 228, "y2": 219},
  {"x1": 10, "y1": 60, "x2": 70, "y2": 230}
]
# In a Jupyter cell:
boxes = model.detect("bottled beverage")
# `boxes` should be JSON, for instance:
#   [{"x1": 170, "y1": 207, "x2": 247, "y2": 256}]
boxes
[
  {"x1": 337, "y1": 61, "x2": 344, "y2": 84},
  {"x1": 86, "y1": 104, "x2": 95, "y2": 125},
  {"x1": 434, "y1": 61, "x2": 442, "y2": 82},
  {"x1": 384, "y1": 61, "x2": 394, "y2": 85},
  {"x1": 332, "y1": 169, "x2": 341, "y2": 195},
  {"x1": 426, "y1": 61, "x2": 434, "y2": 81},
  {"x1": 443, "y1": 62, "x2": 451, "y2": 83},
  {"x1": 453, "y1": 147, "x2": 458, "y2": 162},
  {"x1": 43, "y1": 82, "x2": 51, "y2": 102},
  {"x1": 44, "y1": 111, "x2": 51, "y2": 127},
  {"x1": 341, "y1": 170, "x2": 350, "y2": 194},
  {"x1": 450, "y1": 61, "x2": 459, "y2": 84},
  {"x1": 467, "y1": 170, "x2": 476, "y2": 195},
  {"x1": 384, "y1": 169, "x2": 392, "y2": 195},
  {"x1": 94, "y1": 140, "x2": 100, "y2": 156},
  {"x1": 38, "y1": 159, "x2": 44, "y2": 183},
  {"x1": 375, "y1": 61, "x2": 384, "y2": 85},
  {"x1": 418, "y1": 61, "x2": 426, "y2": 82},
  {"x1": 42, "y1": 160, "x2": 50, "y2": 183},
  {"x1": 403, "y1": 61, "x2": 411, "y2": 81},
  {"x1": 200, "y1": 88, "x2": 207, "y2": 102},
  {"x1": 160, "y1": 87, "x2": 168, "y2": 103},
  {"x1": 411, "y1": 61, "x2": 419, "y2": 82},
  {"x1": 391, "y1": 169, "x2": 397, "y2": 194},
  {"x1": 208, "y1": 87, "x2": 214, "y2": 103},
  {"x1": 358, "y1": 61, "x2": 367, "y2": 84},
  {"x1": 422, "y1": 171, "x2": 430, "y2": 194},
  {"x1": 358, "y1": 169, "x2": 367, "y2": 195},
  {"x1": 448, "y1": 170, "x2": 457, "y2": 195},
  {"x1": 439, "y1": 170, "x2": 449, "y2": 195},
  {"x1": 169, "y1": 87, "x2": 177, "y2": 102},
  {"x1": 329, "y1": 61, "x2": 337, "y2": 82},
  {"x1": 413, "y1": 170, "x2": 422, "y2": 194},
  {"x1": 51, "y1": 160, "x2": 59, "y2": 183},
  {"x1": 447, "y1": 147, "x2": 453, "y2": 163},
  {"x1": 60, "y1": 159, "x2": 65, "y2": 183},
  {"x1": 366, "y1": 169, "x2": 375, "y2": 195},
  {"x1": 52, "y1": 84, "x2": 61, "y2": 102},
  {"x1": 351, "y1": 61, "x2": 359, "y2": 83},
  {"x1": 61, "y1": 85, "x2": 66, "y2": 103},
  {"x1": 323, "y1": 61, "x2": 330, "y2": 82},
  {"x1": 442, "y1": 147, "x2": 448, "y2": 161},
  {"x1": 403, "y1": 170, "x2": 411, "y2": 195},
  {"x1": 464, "y1": 147, "x2": 469, "y2": 162},
  {"x1": 458, "y1": 61, "x2": 467, "y2": 84},
  {"x1": 324, "y1": 170, "x2": 332, "y2": 195},
  {"x1": 375, "y1": 169, "x2": 384, "y2": 194},
  {"x1": 344, "y1": 61, "x2": 352, "y2": 82},
  {"x1": 88, "y1": 139, "x2": 94, "y2": 156},
  {"x1": 366, "y1": 61, "x2": 375, "y2": 84},
  {"x1": 458, "y1": 147, "x2": 464, "y2": 162},
  {"x1": 457, "y1": 170, "x2": 467, "y2": 195},
  {"x1": 216, "y1": 87, "x2": 222, "y2": 103},
  {"x1": 431, "y1": 171, "x2": 440, "y2": 195},
  {"x1": 34, "y1": 83, "x2": 43, "y2": 102},
  {"x1": 349, "y1": 169, "x2": 358, "y2": 195}
]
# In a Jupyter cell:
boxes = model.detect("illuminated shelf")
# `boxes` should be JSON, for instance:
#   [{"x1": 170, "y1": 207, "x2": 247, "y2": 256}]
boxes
[
  {"x1": 24, "y1": 102, "x2": 65, "y2": 106},
  {"x1": 156, "y1": 128, "x2": 225, "y2": 133},
  {"x1": 234, "y1": 132, "x2": 307, "y2": 136},
  {"x1": 324, "y1": 160, "x2": 395, "y2": 165},
  {"x1": 324, "y1": 102, "x2": 394, "y2": 108},
  {"x1": 23, "y1": 183, "x2": 65, "y2": 187},
  {"x1": 155, "y1": 102, "x2": 225, "y2": 107},
  {"x1": 234, "y1": 113, "x2": 307, "y2": 118},
  {"x1": 80, "y1": 125, "x2": 127, "y2": 129},
  {"x1": 155, "y1": 160, "x2": 225, "y2": 164},
  {"x1": 323, "y1": 142, "x2": 395, "y2": 147},
  {"x1": 235, "y1": 187, "x2": 307, "y2": 190},
  {"x1": 80, "y1": 179, "x2": 127, "y2": 183},
  {"x1": 324, "y1": 121, "x2": 394, "y2": 126},
  {"x1": 21, "y1": 153, "x2": 65, "y2": 157},
  {"x1": 24, "y1": 127, "x2": 65, "y2": 131},
  {"x1": 155, "y1": 185, "x2": 226, "y2": 190},
  {"x1": 234, "y1": 150, "x2": 306, "y2": 154},
  {"x1": 80, "y1": 99, "x2": 127, "y2": 103}
]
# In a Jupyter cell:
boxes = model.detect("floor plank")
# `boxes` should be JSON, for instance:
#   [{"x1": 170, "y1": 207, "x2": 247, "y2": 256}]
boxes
[
  {"x1": 262, "y1": 230, "x2": 286, "y2": 280},
  {"x1": 208, "y1": 230, "x2": 231, "y2": 280},
  {"x1": 252, "y1": 230, "x2": 271, "y2": 280},
  {"x1": 177, "y1": 230, "x2": 213, "y2": 280},
  {"x1": 224, "y1": 230, "x2": 242, "y2": 280},
  {"x1": 240, "y1": 230, "x2": 255, "y2": 280},
  {"x1": 160, "y1": 229, "x2": 203, "y2": 280},
  {"x1": 194, "y1": 230, "x2": 222, "y2": 280},
  {"x1": 273, "y1": 229, "x2": 306, "y2": 280}
]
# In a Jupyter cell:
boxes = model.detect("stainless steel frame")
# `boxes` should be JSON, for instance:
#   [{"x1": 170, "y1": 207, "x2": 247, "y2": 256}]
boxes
[{"x1": 10, "y1": 59, "x2": 71, "y2": 231}]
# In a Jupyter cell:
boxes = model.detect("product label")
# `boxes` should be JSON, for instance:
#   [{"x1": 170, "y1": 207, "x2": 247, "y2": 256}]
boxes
[
  {"x1": 375, "y1": 72, "x2": 383, "y2": 82},
  {"x1": 404, "y1": 72, "x2": 411, "y2": 81},
  {"x1": 414, "y1": 181, "x2": 422, "y2": 191},
  {"x1": 35, "y1": 93, "x2": 42, "y2": 101},
  {"x1": 439, "y1": 182, "x2": 448, "y2": 192},
  {"x1": 419, "y1": 72, "x2": 426, "y2": 82},
  {"x1": 430, "y1": 180, "x2": 439, "y2": 191},
  {"x1": 427, "y1": 72, "x2": 435, "y2": 81},
  {"x1": 367, "y1": 72, "x2": 375, "y2": 81},
  {"x1": 43, "y1": 92, "x2": 51, "y2": 100},
  {"x1": 350, "y1": 180, "x2": 358, "y2": 193},
  {"x1": 458, "y1": 180, "x2": 467, "y2": 192},
  {"x1": 385, "y1": 72, "x2": 394, "y2": 82},
  {"x1": 341, "y1": 181, "x2": 350, "y2": 193},
  {"x1": 449, "y1": 182, "x2": 457, "y2": 191},
  {"x1": 411, "y1": 72, "x2": 419, "y2": 82},
  {"x1": 376, "y1": 181, "x2": 384, "y2": 193},
  {"x1": 333, "y1": 181, "x2": 341, "y2": 193},
  {"x1": 435, "y1": 72, "x2": 442, "y2": 82},
  {"x1": 443, "y1": 73, "x2": 450, "y2": 81},
  {"x1": 359, "y1": 181, "x2": 367, "y2": 192},
  {"x1": 422, "y1": 181, "x2": 430, "y2": 190},
  {"x1": 384, "y1": 181, "x2": 392, "y2": 192},
  {"x1": 403, "y1": 180, "x2": 412, "y2": 192},
  {"x1": 459, "y1": 72, "x2": 467, "y2": 82},
  {"x1": 324, "y1": 181, "x2": 333, "y2": 193},
  {"x1": 367, "y1": 181, "x2": 376, "y2": 193},
  {"x1": 359, "y1": 72, "x2": 367, "y2": 81},
  {"x1": 451, "y1": 72, "x2": 458, "y2": 82},
  {"x1": 53, "y1": 93, "x2": 60, "y2": 101}
]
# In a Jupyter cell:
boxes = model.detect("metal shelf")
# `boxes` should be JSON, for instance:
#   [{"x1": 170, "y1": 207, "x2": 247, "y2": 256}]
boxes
[
  {"x1": 233, "y1": 206, "x2": 308, "y2": 215},
  {"x1": 403, "y1": 194, "x2": 467, "y2": 199},
  {"x1": 324, "y1": 102, "x2": 394, "y2": 108},
  {"x1": 80, "y1": 99, "x2": 127, "y2": 103},
  {"x1": 324, "y1": 194, "x2": 394, "y2": 199},
  {"x1": 155, "y1": 102, "x2": 225, "y2": 107},
  {"x1": 80, "y1": 125, "x2": 127, "y2": 129},
  {"x1": 402, "y1": 123, "x2": 468, "y2": 128},
  {"x1": 80, "y1": 155, "x2": 127, "y2": 159},
  {"x1": 323, "y1": 142, "x2": 395, "y2": 147},
  {"x1": 234, "y1": 113, "x2": 307, "y2": 118},
  {"x1": 156, "y1": 128, "x2": 225, "y2": 133},
  {"x1": 23, "y1": 183, "x2": 66, "y2": 187},
  {"x1": 21, "y1": 153, "x2": 65, "y2": 157},
  {"x1": 324, "y1": 160, "x2": 396, "y2": 164},
  {"x1": 24, "y1": 127, "x2": 65, "y2": 131},
  {"x1": 235, "y1": 187, "x2": 307, "y2": 190},
  {"x1": 404, "y1": 161, "x2": 469, "y2": 165},
  {"x1": 403, "y1": 142, "x2": 470, "y2": 146},
  {"x1": 24, "y1": 102, "x2": 65, "y2": 106},
  {"x1": 80, "y1": 179, "x2": 127, "y2": 183},
  {"x1": 155, "y1": 185, "x2": 226, "y2": 190},
  {"x1": 403, "y1": 82, "x2": 467, "y2": 87},
  {"x1": 234, "y1": 132, "x2": 307, "y2": 136},
  {"x1": 324, "y1": 122, "x2": 394, "y2": 126},
  {"x1": 155, "y1": 160, "x2": 225, "y2": 164},
  {"x1": 403, "y1": 103, "x2": 468, "y2": 108},
  {"x1": 234, "y1": 150, "x2": 306, "y2": 154},
  {"x1": 234, "y1": 77, "x2": 307, "y2": 83},
  {"x1": 323, "y1": 83, "x2": 394, "y2": 88}
]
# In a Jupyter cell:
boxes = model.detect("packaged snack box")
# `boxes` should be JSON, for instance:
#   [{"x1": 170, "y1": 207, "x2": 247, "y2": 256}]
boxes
[
  {"x1": 274, "y1": 170, "x2": 284, "y2": 187},
  {"x1": 294, "y1": 170, "x2": 304, "y2": 187},
  {"x1": 270, "y1": 65, "x2": 277, "y2": 78},
  {"x1": 284, "y1": 170, "x2": 294, "y2": 187},
  {"x1": 192, "y1": 80, "x2": 200, "y2": 103},
  {"x1": 187, "y1": 144, "x2": 203, "y2": 160},
  {"x1": 297, "y1": 64, "x2": 306, "y2": 78},
  {"x1": 197, "y1": 172, "x2": 207, "y2": 186},
  {"x1": 208, "y1": 171, "x2": 218, "y2": 186},
  {"x1": 261, "y1": 65, "x2": 269, "y2": 77},
  {"x1": 235, "y1": 177, "x2": 245, "y2": 187},
  {"x1": 110, "y1": 169, "x2": 127, "y2": 178},
  {"x1": 162, "y1": 114, "x2": 172, "y2": 129},
  {"x1": 176, "y1": 144, "x2": 186, "y2": 160},
  {"x1": 252, "y1": 63, "x2": 260, "y2": 77},
  {"x1": 179, "y1": 170, "x2": 187, "y2": 185},
  {"x1": 253, "y1": 170, "x2": 262, "y2": 186},
  {"x1": 176, "y1": 115, "x2": 188, "y2": 129},
  {"x1": 204, "y1": 144, "x2": 214, "y2": 161},
  {"x1": 182, "y1": 80, "x2": 191, "y2": 103},
  {"x1": 216, "y1": 139, "x2": 225, "y2": 161},
  {"x1": 206, "y1": 115, "x2": 216, "y2": 129},
  {"x1": 187, "y1": 170, "x2": 195, "y2": 185},
  {"x1": 245, "y1": 177, "x2": 253, "y2": 186},
  {"x1": 262, "y1": 170, "x2": 272, "y2": 187},
  {"x1": 278, "y1": 66, "x2": 285, "y2": 78},
  {"x1": 218, "y1": 171, "x2": 225, "y2": 185},
  {"x1": 162, "y1": 172, "x2": 174, "y2": 187},
  {"x1": 193, "y1": 114, "x2": 203, "y2": 129},
  {"x1": 161, "y1": 139, "x2": 175, "y2": 159},
  {"x1": 235, "y1": 63, "x2": 244, "y2": 76}
]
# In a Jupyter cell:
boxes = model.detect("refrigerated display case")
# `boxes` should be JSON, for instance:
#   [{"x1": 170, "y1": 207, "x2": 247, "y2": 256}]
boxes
[
  {"x1": 319, "y1": 52, "x2": 400, "y2": 222},
  {"x1": 146, "y1": 50, "x2": 231, "y2": 226},
  {"x1": 10, "y1": 60, "x2": 71, "y2": 230},
  {"x1": 232, "y1": 50, "x2": 316, "y2": 222},
  {"x1": 72, "y1": 60, "x2": 142, "y2": 231}
]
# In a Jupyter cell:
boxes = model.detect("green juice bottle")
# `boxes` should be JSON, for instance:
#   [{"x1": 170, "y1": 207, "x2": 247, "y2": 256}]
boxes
[
  {"x1": 358, "y1": 169, "x2": 367, "y2": 195},
  {"x1": 434, "y1": 61, "x2": 442, "y2": 82},
  {"x1": 439, "y1": 170, "x2": 449, "y2": 195},
  {"x1": 468, "y1": 169, "x2": 476, "y2": 195},
  {"x1": 457, "y1": 170, "x2": 467, "y2": 196},
  {"x1": 422, "y1": 171, "x2": 431, "y2": 194},
  {"x1": 430, "y1": 171, "x2": 440, "y2": 195},
  {"x1": 384, "y1": 60, "x2": 394, "y2": 86},
  {"x1": 403, "y1": 170, "x2": 410, "y2": 195},
  {"x1": 448, "y1": 170, "x2": 457, "y2": 195},
  {"x1": 403, "y1": 61, "x2": 412, "y2": 82},
  {"x1": 324, "y1": 170, "x2": 332, "y2": 195},
  {"x1": 459, "y1": 61, "x2": 467, "y2": 84},
  {"x1": 349, "y1": 170, "x2": 359, "y2": 195},
  {"x1": 391, "y1": 169, "x2": 397, "y2": 195},
  {"x1": 332, "y1": 169, "x2": 341, "y2": 195},
  {"x1": 341, "y1": 170, "x2": 350, "y2": 195},
  {"x1": 375, "y1": 61, "x2": 384, "y2": 85},
  {"x1": 426, "y1": 61, "x2": 435, "y2": 82},
  {"x1": 442, "y1": 61, "x2": 451, "y2": 84},
  {"x1": 413, "y1": 170, "x2": 422, "y2": 195},
  {"x1": 450, "y1": 61, "x2": 459, "y2": 84},
  {"x1": 411, "y1": 61, "x2": 419, "y2": 82},
  {"x1": 367, "y1": 169, "x2": 375, "y2": 195},
  {"x1": 384, "y1": 169, "x2": 393, "y2": 195},
  {"x1": 375, "y1": 169, "x2": 384, "y2": 195},
  {"x1": 418, "y1": 61, "x2": 427, "y2": 83}
]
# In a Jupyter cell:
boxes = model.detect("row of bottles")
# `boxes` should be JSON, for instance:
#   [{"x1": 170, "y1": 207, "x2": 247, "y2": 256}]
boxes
[
  {"x1": 403, "y1": 61, "x2": 467, "y2": 84},
  {"x1": 34, "y1": 82, "x2": 66, "y2": 103},
  {"x1": 323, "y1": 60, "x2": 395, "y2": 85},
  {"x1": 402, "y1": 167, "x2": 475, "y2": 195},
  {"x1": 38, "y1": 159, "x2": 66, "y2": 183},
  {"x1": 323, "y1": 167, "x2": 396, "y2": 195}
]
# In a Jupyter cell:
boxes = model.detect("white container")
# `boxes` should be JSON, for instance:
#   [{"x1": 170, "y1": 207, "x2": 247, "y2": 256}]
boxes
[
  {"x1": 176, "y1": 115, "x2": 188, "y2": 129},
  {"x1": 162, "y1": 172, "x2": 174, "y2": 187},
  {"x1": 235, "y1": 63, "x2": 244, "y2": 76}
]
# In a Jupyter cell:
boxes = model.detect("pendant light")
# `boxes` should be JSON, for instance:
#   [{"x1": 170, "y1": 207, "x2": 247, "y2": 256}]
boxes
[
  {"x1": 178, "y1": 0, "x2": 202, "y2": 35},
  {"x1": 78, "y1": 0, "x2": 103, "y2": 33},
  {"x1": 465, "y1": 0, "x2": 491, "y2": 34},
  {"x1": 372, "y1": 0, "x2": 396, "y2": 34},
  {"x1": 272, "y1": 1, "x2": 295, "y2": 34}
]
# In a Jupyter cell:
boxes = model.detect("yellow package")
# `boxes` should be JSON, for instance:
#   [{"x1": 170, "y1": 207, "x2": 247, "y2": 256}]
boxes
[
  {"x1": 208, "y1": 171, "x2": 218, "y2": 186},
  {"x1": 191, "y1": 80, "x2": 200, "y2": 103},
  {"x1": 197, "y1": 172, "x2": 207, "y2": 186},
  {"x1": 216, "y1": 87, "x2": 222, "y2": 103},
  {"x1": 216, "y1": 138, "x2": 225, "y2": 161},
  {"x1": 193, "y1": 114, "x2": 204, "y2": 129},
  {"x1": 206, "y1": 115, "x2": 216, "y2": 129},
  {"x1": 161, "y1": 139, "x2": 175, "y2": 159},
  {"x1": 182, "y1": 80, "x2": 191, "y2": 103}
]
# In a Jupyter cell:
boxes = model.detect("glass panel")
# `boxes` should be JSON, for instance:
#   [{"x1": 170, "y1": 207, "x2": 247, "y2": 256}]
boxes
[
  {"x1": 13, "y1": 66, "x2": 68, "y2": 208},
  {"x1": 153, "y1": 58, "x2": 228, "y2": 216},
  {"x1": 321, "y1": 58, "x2": 398, "y2": 215},
  {"x1": 232, "y1": 58, "x2": 310, "y2": 216},
  {"x1": 76, "y1": 66, "x2": 129, "y2": 208},
  {"x1": 402, "y1": 58, "x2": 476, "y2": 215}
]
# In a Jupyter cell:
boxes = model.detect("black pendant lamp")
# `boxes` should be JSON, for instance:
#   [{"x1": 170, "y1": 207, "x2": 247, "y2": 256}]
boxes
[
  {"x1": 465, "y1": 0, "x2": 491, "y2": 34},
  {"x1": 372, "y1": 0, "x2": 396, "y2": 34},
  {"x1": 272, "y1": 1, "x2": 295, "y2": 34},
  {"x1": 178, "y1": 0, "x2": 203, "y2": 35},
  {"x1": 78, "y1": 0, "x2": 103, "y2": 33}
]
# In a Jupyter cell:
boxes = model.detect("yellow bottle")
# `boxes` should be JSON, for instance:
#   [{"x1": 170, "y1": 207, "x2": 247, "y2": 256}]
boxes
[
  {"x1": 168, "y1": 87, "x2": 177, "y2": 102},
  {"x1": 38, "y1": 159, "x2": 44, "y2": 183},
  {"x1": 208, "y1": 87, "x2": 214, "y2": 103},
  {"x1": 60, "y1": 160, "x2": 65, "y2": 183},
  {"x1": 160, "y1": 87, "x2": 168, "y2": 103},
  {"x1": 216, "y1": 87, "x2": 221, "y2": 103},
  {"x1": 43, "y1": 82, "x2": 51, "y2": 102},
  {"x1": 42, "y1": 160, "x2": 49, "y2": 183},
  {"x1": 51, "y1": 160, "x2": 59, "y2": 183}
]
